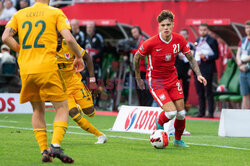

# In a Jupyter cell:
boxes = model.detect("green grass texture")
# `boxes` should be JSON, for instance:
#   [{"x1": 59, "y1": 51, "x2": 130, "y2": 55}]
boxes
[{"x1": 0, "y1": 112, "x2": 249, "y2": 166}]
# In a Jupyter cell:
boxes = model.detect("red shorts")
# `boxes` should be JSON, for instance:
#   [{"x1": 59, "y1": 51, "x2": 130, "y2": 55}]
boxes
[{"x1": 148, "y1": 78, "x2": 184, "y2": 106}]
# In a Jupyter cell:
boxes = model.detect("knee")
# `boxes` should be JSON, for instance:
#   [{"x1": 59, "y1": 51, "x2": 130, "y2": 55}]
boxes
[
  {"x1": 69, "y1": 108, "x2": 79, "y2": 118},
  {"x1": 82, "y1": 107, "x2": 95, "y2": 118},
  {"x1": 176, "y1": 110, "x2": 186, "y2": 120},
  {"x1": 165, "y1": 111, "x2": 177, "y2": 120}
]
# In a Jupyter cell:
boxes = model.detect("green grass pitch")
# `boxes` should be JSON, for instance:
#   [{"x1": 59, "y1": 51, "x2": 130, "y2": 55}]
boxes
[{"x1": 0, "y1": 112, "x2": 249, "y2": 166}]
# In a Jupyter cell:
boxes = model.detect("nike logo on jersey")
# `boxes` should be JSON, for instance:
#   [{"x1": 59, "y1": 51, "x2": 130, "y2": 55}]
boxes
[{"x1": 156, "y1": 49, "x2": 162, "y2": 51}]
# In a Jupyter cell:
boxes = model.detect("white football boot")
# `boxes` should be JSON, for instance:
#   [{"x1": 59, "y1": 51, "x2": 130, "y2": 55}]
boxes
[{"x1": 95, "y1": 134, "x2": 107, "y2": 144}]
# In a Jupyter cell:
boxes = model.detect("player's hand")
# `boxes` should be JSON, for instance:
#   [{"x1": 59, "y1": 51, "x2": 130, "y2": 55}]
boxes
[
  {"x1": 73, "y1": 57, "x2": 84, "y2": 73},
  {"x1": 136, "y1": 78, "x2": 145, "y2": 90},
  {"x1": 197, "y1": 75, "x2": 207, "y2": 86}
]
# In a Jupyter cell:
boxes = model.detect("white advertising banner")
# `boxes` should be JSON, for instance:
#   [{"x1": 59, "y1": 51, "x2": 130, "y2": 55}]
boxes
[
  {"x1": 218, "y1": 109, "x2": 250, "y2": 137},
  {"x1": 0, "y1": 93, "x2": 33, "y2": 114},
  {"x1": 112, "y1": 105, "x2": 164, "y2": 134}
]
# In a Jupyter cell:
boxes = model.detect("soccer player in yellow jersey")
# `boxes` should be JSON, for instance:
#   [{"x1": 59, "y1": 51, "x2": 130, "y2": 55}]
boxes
[
  {"x1": 2, "y1": 0, "x2": 84, "y2": 163},
  {"x1": 57, "y1": 34, "x2": 107, "y2": 144}
]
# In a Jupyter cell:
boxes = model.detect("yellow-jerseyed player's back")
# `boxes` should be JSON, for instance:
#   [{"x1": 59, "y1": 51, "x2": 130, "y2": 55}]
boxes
[{"x1": 6, "y1": 2, "x2": 71, "y2": 75}]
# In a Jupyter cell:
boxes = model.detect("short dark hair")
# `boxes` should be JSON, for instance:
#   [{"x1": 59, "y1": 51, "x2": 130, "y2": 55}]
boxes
[
  {"x1": 132, "y1": 26, "x2": 142, "y2": 35},
  {"x1": 157, "y1": 10, "x2": 174, "y2": 23},
  {"x1": 180, "y1": 28, "x2": 189, "y2": 34},
  {"x1": 199, "y1": 23, "x2": 208, "y2": 28},
  {"x1": 245, "y1": 20, "x2": 250, "y2": 26}
]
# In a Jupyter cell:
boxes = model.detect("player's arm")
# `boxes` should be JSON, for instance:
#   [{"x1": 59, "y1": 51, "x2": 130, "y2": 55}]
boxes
[
  {"x1": 2, "y1": 27, "x2": 20, "y2": 53},
  {"x1": 134, "y1": 51, "x2": 142, "y2": 79},
  {"x1": 83, "y1": 52, "x2": 95, "y2": 78},
  {"x1": 83, "y1": 51, "x2": 99, "y2": 97},
  {"x1": 185, "y1": 52, "x2": 207, "y2": 86},
  {"x1": 134, "y1": 51, "x2": 145, "y2": 89},
  {"x1": 60, "y1": 29, "x2": 84, "y2": 72}
]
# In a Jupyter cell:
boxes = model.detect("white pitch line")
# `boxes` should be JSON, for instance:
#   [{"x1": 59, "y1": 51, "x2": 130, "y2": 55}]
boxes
[
  {"x1": 0, "y1": 120, "x2": 18, "y2": 123},
  {"x1": 0, "y1": 125, "x2": 250, "y2": 151}
]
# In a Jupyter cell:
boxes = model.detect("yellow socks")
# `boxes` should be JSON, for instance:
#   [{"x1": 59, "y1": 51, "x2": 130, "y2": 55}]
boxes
[
  {"x1": 33, "y1": 128, "x2": 48, "y2": 152},
  {"x1": 72, "y1": 113, "x2": 102, "y2": 137},
  {"x1": 51, "y1": 121, "x2": 68, "y2": 146}
]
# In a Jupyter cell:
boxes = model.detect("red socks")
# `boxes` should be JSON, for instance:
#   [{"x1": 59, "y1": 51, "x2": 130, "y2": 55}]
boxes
[
  {"x1": 158, "y1": 111, "x2": 170, "y2": 126},
  {"x1": 174, "y1": 118, "x2": 185, "y2": 140}
]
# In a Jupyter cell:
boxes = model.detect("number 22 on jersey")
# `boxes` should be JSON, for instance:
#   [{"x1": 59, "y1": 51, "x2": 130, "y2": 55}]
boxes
[{"x1": 22, "y1": 20, "x2": 46, "y2": 49}]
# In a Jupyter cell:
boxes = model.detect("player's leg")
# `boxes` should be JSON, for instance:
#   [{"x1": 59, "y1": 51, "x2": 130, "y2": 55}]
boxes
[
  {"x1": 40, "y1": 71, "x2": 73, "y2": 163},
  {"x1": 157, "y1": 101, "x2": 178, "y2": 129},
  {"x1": 169, "y1": 81, "x2": 189, "y2": 147},
  {"x1": 172, "y1": 99, "x2": 189, "y2": 147},
  {"x1": 50, "y1": 100, "x2": 73, "y2": 163},
  {"x1": 149, "y1": 87, "x2": 177, "y2": 129},
  {"x1": 31, "y1": 101, "x2": 51, "y2": 162},
  {"x1": 71, "y1": 86, "x2": 107, "y2": 143},
  {"x1": 69, "y1": 106, "x2": 107, "y2": 144},
  {"x1": 19, "y1": 74, "x2": 51, "y2": 162}
]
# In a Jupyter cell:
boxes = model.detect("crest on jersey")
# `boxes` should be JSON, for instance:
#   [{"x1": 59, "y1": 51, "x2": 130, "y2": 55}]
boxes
[
  {"x1": 140, "y1": 45, "x2": 144, "y2": 52},
  {"x1": 64, "y1": 53, "x2": 71, "y2": 59},
  {"x1": 165, "y1": 54, "x2": 172, "y2": 61},
  {"x1": 159, "y1": 94, "x2": 166, "y2": 100}
]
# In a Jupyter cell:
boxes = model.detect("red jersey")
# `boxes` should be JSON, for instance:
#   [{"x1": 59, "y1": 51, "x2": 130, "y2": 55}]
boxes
[{"x1": 138, "y1": 32, "x2": 191, "y2": 80}]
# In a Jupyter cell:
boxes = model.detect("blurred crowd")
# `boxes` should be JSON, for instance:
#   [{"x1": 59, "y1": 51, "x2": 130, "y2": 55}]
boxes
[{"x1": 0, "y1": 0, "x2": 33, "y2": 21}]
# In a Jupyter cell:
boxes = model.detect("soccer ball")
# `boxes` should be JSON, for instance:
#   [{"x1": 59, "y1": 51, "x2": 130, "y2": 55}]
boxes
[
  {"x1": 150, "y1": 129, "x2": 169, "y2": 149},
  {"x1": 216, "y1": 85, "x2": 227, "y2": 92}
]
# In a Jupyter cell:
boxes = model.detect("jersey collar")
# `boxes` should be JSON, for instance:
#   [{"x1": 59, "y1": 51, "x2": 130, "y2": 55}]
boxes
[
  {"x1": 34, "y1": 2, "x2": 49, "y2": 6},
  {"x1": 159, "y1": 32, "x2": 172, "y2": 44}
]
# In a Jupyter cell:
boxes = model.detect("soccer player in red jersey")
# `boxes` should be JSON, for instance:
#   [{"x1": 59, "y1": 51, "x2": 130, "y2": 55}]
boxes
[{"x1": 134, "y1": 10, "x2": 207, "y2": 147}]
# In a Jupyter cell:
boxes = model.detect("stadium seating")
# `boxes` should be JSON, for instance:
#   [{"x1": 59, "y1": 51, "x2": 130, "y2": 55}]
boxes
[
  {"x1": 214, "y1": 59, "x2": 236, "y2": 101},
  {"x1": 215, "y1": 61, "x2": 242, "y2": 109}
]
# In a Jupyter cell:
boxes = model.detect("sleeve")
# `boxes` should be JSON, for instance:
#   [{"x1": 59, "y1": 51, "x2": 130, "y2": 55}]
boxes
[
  {"x1": 137, "y1": 40, "x2": 150, "y2": 57},
  {"x1": 181, "y1": 37, "x2": 191, "y2": 55},
  {"x1": 5, "y1": 14, "x2": 18, "y2": 31},
  {"x1": 56, "y1": 10, "x2": 71, "y2": 32},
  {"x1": 77, "y1": 44, "x2": 85, "y2": 57}
]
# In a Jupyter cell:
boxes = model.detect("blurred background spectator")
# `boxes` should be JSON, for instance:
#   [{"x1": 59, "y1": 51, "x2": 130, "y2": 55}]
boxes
[
  {"x1": 194, "y1": 23, "x2": 219, "y2": 118},
  {"x1": 131, "y1": 26, "x2": 153, "y2": 106},
  {"x1": 16, "y1": 0, "x2": 30, "y2": 10},
  {"x1": 236, "y1": 20, "x2": 250, "y2": 109},
  {"x1": 0, "y1": 1, "x2": 4, "y2": 18},
  {"x1": 70, "y1": 19, "x2": 85, "y2": 48},
  {"x1": 0, "y1": 44, "x2": 21, "y2": 93},
  {"x1": 0, "y1": 0, "x2": 17, "y2": 20},
  {"x1": 175, "y1": 28, "x2": 195, "y2": 111},
  {"x1": 84, "y1": 21, "x2": 104, "y2": 107}
]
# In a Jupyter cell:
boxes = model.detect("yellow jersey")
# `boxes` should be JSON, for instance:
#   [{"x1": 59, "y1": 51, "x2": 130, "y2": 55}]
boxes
[
  {"x1": 57, "y1": 39, "x2": 85, "y2": 72},
  {"x1": 6, "y1": 2, "x2": 71, "y2": 75},
  {"x1": 57, "y1": 39, "x2": 85, "y2": 91}
]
